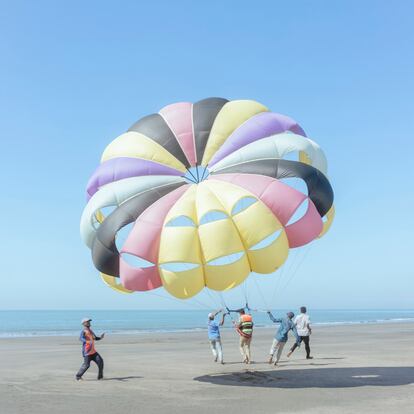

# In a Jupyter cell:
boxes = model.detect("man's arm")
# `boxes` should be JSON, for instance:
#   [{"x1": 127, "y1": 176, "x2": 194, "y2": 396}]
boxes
[
  {"x1": 292, "y1": 324, "x2": 301, "y2": 344},
  {"x1": 267, "y1": 311, "x2": 281, "y2": 324},
  {"x1": 79, "y1": 330, "x2": 86, "y2": 343},
  {"x1": 232, "y1": 317, "x2": 242, "y2": 328},
  {"x1": 307, "y1": 320, "x2": 312, "y2": 335},
  {"x1": 212, "y1": 309, "x2": 223, "y2": 318},
  {"x1": 219, "y1": 313, "x2": 226, "y2": 326},
  {"x1": 92, "y1": 330, "x2": 105, "y2": 340}
]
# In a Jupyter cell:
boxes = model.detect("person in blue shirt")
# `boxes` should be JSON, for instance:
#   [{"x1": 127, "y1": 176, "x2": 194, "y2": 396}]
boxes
[
  {"x1": 207, "y1": 309, "x2": 227, "y2": 364},
  {"x1": 267, "y1": 311, "x2": 300, "y2": 366}
]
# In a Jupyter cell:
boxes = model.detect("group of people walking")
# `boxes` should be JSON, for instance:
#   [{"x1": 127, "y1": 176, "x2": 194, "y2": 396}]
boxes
[{"x1": 208, "y1": 306, "x2": 312, "y2": 366}]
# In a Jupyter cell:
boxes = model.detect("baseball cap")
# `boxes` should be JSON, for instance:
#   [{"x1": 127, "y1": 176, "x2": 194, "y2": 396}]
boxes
[
  {"x1": 208, "y1": 313, "x2": 214, "y2": 319},
  {"x1": 81, "y1": 318, "x2": 92, "y2": 324}
]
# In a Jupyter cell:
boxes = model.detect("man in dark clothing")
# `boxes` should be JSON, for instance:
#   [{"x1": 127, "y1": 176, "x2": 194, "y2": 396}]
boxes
[
  {"x1": 76, "y1": 318, "x2": 105, "y2": 380},
  {"x1": 287, "y1": 306, "x2": 313, "y2": 359}
]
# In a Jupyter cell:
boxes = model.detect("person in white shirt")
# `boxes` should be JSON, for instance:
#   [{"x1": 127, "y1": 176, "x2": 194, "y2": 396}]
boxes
[{"x1": 287, "y1": 306, "x2": 313, "y2": 359}]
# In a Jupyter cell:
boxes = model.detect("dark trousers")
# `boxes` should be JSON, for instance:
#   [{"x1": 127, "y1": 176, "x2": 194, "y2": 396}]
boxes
[
  {"x1": 76, "y1": 352, "x2": 104, "y2": 379},
  {"x1": 290, "y1": 335, "x2": 310, "y2": 357}
]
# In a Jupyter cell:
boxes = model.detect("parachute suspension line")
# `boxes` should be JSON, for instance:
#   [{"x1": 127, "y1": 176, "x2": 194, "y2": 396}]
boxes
[
  {"x1": 199, "y1": 165, "x2": 209, "y2": 182},
  {"x1": 252, "y1": 276, "x2": 270, "y2": 311},
  {"x1": 183, "y1": 169, "x2": 198, "y2": 184},
  {"x1": 218, "y1": 292, "x2": 237, "y2": 323},
  {"x1": 241, "y1": 279, "x2": 249, "y2": 309},
  {"x1": 195, "y1": 163, "x2": 200, "y2": 182},
  {"x1": 205, "y1": 288, "x2": 222, "y2": 310},
  {"x1": 279, "y1": 244, "x2": 313, "y2": 293},
  {"x1": 218, "y1": 291, "x2": 227, "y2": 309},
  {"x1": 270, "y1": 261, "x2": 286, "y2": 307},
  {"x1": 242, "y1": 276, "x2": 258, "y2": 312},
  {"x1": 270, "y1": 247, "x2": 300, "y2": 306},
  {"x1": 188, "y1": 295, "x2": 212, "y2": 309},
  {"x1": 189, "y1": 168, "x2": 198, "y2": 183}
]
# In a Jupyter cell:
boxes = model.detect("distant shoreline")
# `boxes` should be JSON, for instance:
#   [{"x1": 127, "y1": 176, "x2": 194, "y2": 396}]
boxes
[{"x1": 1, "y1": 317, "x2": 414, "y2": 339}]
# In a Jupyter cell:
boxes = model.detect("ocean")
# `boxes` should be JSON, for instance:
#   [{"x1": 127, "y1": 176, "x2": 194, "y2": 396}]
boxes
[{"x1": 1, "y1": 309, "x2": 414, "y2": 338}]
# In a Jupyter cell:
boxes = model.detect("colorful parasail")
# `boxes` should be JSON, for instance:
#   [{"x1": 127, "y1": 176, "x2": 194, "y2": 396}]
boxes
[{"x1": 80, "y1": 98, "x2": 334, "y2": 299}]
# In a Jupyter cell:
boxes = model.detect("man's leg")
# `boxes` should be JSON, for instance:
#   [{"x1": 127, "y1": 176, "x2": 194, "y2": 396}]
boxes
[
  {"x1": 303, "y1": 336, "x2": 311, "y2": 358},
  {"x1": 92, "y1": 353, "x2": 104, "y2": 379},
  {"x1": 289, "y1": 342, "x2": 299, "y2": 353},
  {"x1": 239, "y1": 337, "x2": 246, "y2": 361},
  {"x1": 245, "y1": 337, "x2": 251, "y2": 363},
  {"x1": 76, "y1": 355, "x2": 91, "y2": 380},
  {"x1": 216, "y1": 340, "x2": 223, "y2": 363},
  {"x1": 210, "y1": 340, "x2": 218, "y2": 361},
  {"x1": 269, "y1": 339, "x2": 277, "y2": 363},
  {"x1": 287, "y1": 337, "x2": 300, "y2": 357},
  {"x1": 275, "y1": 341, "x2": 286, "y2": 364}
]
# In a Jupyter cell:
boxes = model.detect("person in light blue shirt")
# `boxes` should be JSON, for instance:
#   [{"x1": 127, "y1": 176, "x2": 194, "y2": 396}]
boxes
[
  {"x1": 207, "y1": 309, "x2": 227, "y2": 364},
  {"x1": 267, "y1": 311, "x2": 300, "y2": 366}
]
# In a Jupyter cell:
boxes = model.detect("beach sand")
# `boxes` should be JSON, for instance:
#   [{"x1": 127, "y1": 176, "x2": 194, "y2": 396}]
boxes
[{"x1": 1, "y1": 322, "x2": 413, "y2": 414}]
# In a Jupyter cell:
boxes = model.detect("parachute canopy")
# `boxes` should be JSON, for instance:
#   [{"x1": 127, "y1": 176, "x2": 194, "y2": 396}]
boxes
[{"x1": 80, "y1": 98, "x2": 334, "y2": 298}]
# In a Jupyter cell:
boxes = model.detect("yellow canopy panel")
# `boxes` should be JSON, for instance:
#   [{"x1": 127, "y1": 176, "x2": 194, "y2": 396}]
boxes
[
  {"x1": 201, "y1": 100, "x2": 268, "y2": 165},
  {"x1": 160, "y1": 267, "x2": 205, "y2": 299},
  {"x1": 204, "y1": 179, "x2": 282, "y2": 248},
  {"x1": 194, "y1": 183, "x2": 227, "y2": 221},
  {"x1": 247, "y1": 231, "x2": 289, "y2": 274},
  {"x1": 158, "y1": 227, "x2": 202, "y2": 264},
  {"x1": 198, "y1": 218, "x2": 245, "y2": 262},
  {"x1": 204, "y1": 254, "x2": 250, "y2": 291},
  {"x1": 319, "y1": 205, "x2": 335, "y2": 238},
  {"x1": 202, "y1": 179, "x2": 253, "y2": 213},
  {"x1": 232, "y1": 201, "x2": 281, "y2": 248},
  {"x1": 164, "y1": 185, "x2": 198, "y2": 224},
  {"x1": 100, "y1": 273, "x2": 132, "y2": 294},
  {"x1": 101, "y1": 131, "x2": 186, "y2": 172}
]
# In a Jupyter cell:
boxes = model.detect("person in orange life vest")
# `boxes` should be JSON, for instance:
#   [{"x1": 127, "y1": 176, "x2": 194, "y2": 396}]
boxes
[
  {"x1": 234, "y1": 309, "x2": 254, "y2": 364},
  {"x1": 76, "y1": 318, "x2": 105, "y2": 381}
]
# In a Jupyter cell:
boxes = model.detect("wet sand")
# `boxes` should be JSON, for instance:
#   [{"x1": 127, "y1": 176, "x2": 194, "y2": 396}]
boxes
[{"x1": 1, "y1": 322, "x2": 413, "y2": 414}]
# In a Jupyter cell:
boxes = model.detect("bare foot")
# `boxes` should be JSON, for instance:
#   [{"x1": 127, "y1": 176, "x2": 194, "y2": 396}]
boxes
[
  {"x1": 268, "y1": 357, "x2": 273, "y2": 364},
  {"x1": 287, "y1": 351, "x2": 293, "y2": 358}
]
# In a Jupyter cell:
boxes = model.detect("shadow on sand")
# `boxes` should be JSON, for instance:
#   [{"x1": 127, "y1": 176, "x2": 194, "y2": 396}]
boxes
[
  {"x1": 194, "y1": 367, "x2": 414, "y2": 388},
  {"x1": 104, "y1": 376, "x2": 142, "y2": 382}
]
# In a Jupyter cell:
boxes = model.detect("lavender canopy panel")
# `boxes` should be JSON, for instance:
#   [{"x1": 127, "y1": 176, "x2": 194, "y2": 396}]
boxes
[
  {"x1": 86, "y1": 157, "x2": 183, "y2": 199},
  {"x1": 128, "y1": 113, "x2": 190, "y2": 168},
  {"x1": 91, "y1": 181, "x2": 186, "y2": 276},
  {"x1": 212, "y1": 159, "x2": 333, "y2": 217},
  {"x1": 208, "y1": 112, "x2": 306, "y2": 167},
  {"x1": 192, "y1": 97, "x2": 228, "y2": 164}
]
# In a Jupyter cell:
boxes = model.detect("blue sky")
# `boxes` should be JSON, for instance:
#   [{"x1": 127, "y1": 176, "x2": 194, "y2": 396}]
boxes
[{"x1": 1, "y1": 1, "x2": 413, "y2": 309}]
